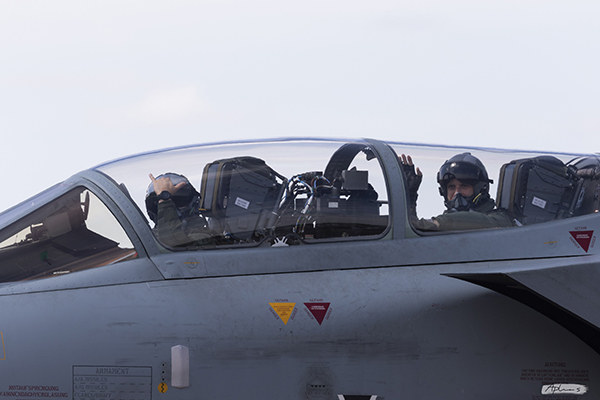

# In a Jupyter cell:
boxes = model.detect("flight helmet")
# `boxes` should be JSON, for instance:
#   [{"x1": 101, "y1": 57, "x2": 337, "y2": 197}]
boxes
[
  {"x1": 437, "y1": 153, "x2": 493, "y2": 211},
  {"x1": 145, "y1": 173, "x2": 200, "y2": 223}
]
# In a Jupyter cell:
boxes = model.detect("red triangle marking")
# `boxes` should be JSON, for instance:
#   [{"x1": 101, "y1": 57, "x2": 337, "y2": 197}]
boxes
[
  {"x1": 304, "y1": 303, "x2": 330, "y2": 325},
  {"x1": 570, "y1": 230, "x2": 594, "y2": 253}
]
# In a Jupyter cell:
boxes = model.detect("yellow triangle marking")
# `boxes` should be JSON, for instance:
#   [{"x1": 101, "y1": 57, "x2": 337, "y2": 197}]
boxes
[{"x1": 269, "y1": 302, "x2": 296, "y2": 325}]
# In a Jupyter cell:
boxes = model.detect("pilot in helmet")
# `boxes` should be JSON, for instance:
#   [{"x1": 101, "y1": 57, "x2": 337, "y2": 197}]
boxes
[
  {"x1": 146, "y1": 173, "x2": 199, "y2": 223},
  {"x1": 436, "y1": 152, "x2": 493, "y2": 212},
  {"x1": 146, "y1": 173, "x2": 213, "y2": 247},
  {"x1": 400, "y1": 153, "x2": 513, "y2": 231}
]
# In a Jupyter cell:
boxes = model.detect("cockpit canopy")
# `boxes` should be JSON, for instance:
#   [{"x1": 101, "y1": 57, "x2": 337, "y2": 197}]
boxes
[{"x1": 97, "y1": 139, "x2": 391, "y2": 249}]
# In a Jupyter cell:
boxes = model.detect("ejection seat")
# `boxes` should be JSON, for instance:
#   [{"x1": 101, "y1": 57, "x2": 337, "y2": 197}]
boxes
[
  {"x1": 495, "y1": 156, "x2": 584, "y2": 225},
  {"x1": 198, "y1": 156, "x2": 286, "y2": 242}
]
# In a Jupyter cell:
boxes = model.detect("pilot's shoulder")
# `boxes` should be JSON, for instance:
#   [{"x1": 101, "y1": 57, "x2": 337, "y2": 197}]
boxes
[{"x1": 434, "y1": 207, "x2": 513, "y2": 230}]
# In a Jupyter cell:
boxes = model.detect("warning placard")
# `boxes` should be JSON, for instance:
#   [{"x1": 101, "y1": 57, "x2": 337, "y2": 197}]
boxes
[
  {"x1": 304, "y1": 303, "x2": 331, "y2": 325},
  {"x1": 0, "y1": 385, "x2": 68, "y2": 399},
  {"x1": 269, "y1": 303, "x2": 296, "y2": 325},
  {"x1": 73, "y1": 366, "x2": 152, "y2": 399},
  {"x1": 569, "y1": 230, "x2": 594, "y2": 252}
]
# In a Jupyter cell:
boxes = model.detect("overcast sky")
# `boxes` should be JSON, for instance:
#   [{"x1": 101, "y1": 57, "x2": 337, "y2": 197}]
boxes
[{"x1": 1, "y1": 0, "x2": 600, "y2": 212}]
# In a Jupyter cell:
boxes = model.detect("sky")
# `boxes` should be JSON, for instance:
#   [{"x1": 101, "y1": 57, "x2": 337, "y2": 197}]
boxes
[{"x1": 1, "y1": 0, "x2": 600, "y2": 213}]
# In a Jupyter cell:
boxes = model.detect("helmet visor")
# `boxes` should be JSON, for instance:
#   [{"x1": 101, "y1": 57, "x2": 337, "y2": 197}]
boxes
[{"x1": 438, "y1": 161, "x2": 483, "y2": 184}]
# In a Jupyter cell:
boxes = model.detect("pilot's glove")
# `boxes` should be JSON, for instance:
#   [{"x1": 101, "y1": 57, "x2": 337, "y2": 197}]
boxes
[{"x1": 399, "y1": 155, "x2": 422, "y2": 213}]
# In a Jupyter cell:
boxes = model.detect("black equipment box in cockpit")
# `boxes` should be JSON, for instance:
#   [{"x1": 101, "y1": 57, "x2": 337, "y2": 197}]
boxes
[
  {"x1": 496, "y1": 156, "x2": 582, "y2": 225},
  {"x1": 199, "y1": 157, "x2": 285, "y2": 241},
  {"x1": 314, "y1": 169, "x2": 379, "y2": 215},
  {"x1": 310, "y1": 169, "x2": 381, "y2": 238}
]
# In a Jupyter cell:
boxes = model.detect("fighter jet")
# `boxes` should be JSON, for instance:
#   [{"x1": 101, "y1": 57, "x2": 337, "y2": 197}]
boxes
[{"x1": 0, "y1": 137, "x2": 598, "y2": 400}]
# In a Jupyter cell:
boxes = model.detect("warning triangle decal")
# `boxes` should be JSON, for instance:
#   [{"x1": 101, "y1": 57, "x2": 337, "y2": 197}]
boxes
[
  {"x1": 269, "y1": 303, "x2": 295, "y2": 325},
  {"x1": 570, "y1": 230, "x2": 594, "y2": 252},
  {"x1": 304, "y1": 302, "x2": 330, "y2": 325}
]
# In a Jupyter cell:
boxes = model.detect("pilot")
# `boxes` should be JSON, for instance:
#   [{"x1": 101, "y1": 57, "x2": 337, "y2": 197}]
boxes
[
  {"x1": 146, "y1": 173, "x2": 213, "y2": 247},
  {"x1": 400, "y1": 153, "x2": 514, "y2": 231}
]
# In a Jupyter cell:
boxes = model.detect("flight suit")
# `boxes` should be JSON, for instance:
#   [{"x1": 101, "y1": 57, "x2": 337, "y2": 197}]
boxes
[
  {"x1": 155, "y1": 200, "x2": 214, "y2": 247},
  {"x1": 409, "y1": 198, "x2": 514, "y2": 231}
]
